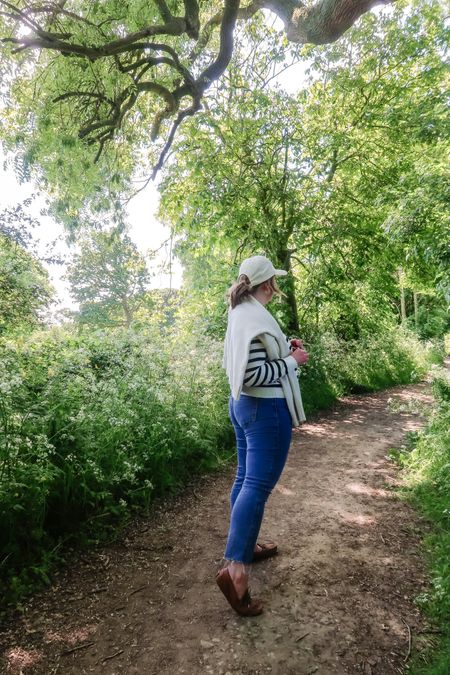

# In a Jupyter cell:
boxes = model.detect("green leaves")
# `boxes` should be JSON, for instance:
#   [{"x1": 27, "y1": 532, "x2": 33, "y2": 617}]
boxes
[
  {"x1": 65, "y1": 227, "x2": 151, "y2": 327},
  {"x1": 0, "y1": 323, "x2": 233, "y2": 610},
  {"x1": 0, "y1": 208, "x2": 54, "y2": 335}
]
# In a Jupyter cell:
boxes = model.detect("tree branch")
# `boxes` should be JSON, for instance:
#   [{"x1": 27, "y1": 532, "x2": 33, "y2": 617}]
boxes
[
  {"x1": 0, "y1": 0, "x2": 400, "y2": 176},
  {"x1": 154, "y1": 0, "x2": 173, "y2": 23},
  {"x1": 184, "y1": 0, "x2": 200, "y2": 39},
  {"x1": 262, "y1": 0, "x2": 395, "y2": 44},
  {"x1": 198, "y1": 0, "x2": 241, "y2": 92}
]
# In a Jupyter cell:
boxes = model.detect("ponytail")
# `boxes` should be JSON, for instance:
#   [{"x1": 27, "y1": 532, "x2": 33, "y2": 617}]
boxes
[
  {"x1": 226, "y1": 274, "x2": 252, "y2": 309},
  {"x1": 226, "y1": 274, "x2": 286, "y2": 308}
]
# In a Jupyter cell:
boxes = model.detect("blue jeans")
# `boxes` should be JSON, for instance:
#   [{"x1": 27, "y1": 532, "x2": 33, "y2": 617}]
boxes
[{"x1": 224, "y1": 395, "x2": 292, "y2": 564}]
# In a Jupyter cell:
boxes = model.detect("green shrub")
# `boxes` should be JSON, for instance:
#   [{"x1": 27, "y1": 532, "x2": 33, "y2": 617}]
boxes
[
  {"x1": 0, "y1": 322, "x2": 443, "y2": 612},
  {"x1": 413, "y1": 306, "x2": 450, "y2": 341},
  {"x1": 394, "y1": 373, "x2": 450, "y2": 674},
  {"x1": 0, "y1": 325, "x2": 233, "y2": 609},
  {"x1": 299, "y1": 327, "x2": 442, "y2": 412}
]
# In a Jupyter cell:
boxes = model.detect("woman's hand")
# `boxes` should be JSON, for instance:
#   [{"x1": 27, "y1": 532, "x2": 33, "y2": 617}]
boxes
[
  {"x1": 290, "y1": 338, "x2": 304, "y2": 350},
  {"x1": 291, "y1": 347, "x2": 309, "y2": 366}
]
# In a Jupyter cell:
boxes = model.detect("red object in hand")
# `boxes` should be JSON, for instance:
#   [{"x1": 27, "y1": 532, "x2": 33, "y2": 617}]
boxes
[{"x1": 290, "y1": 338, "x2": 304, "y2": 350}]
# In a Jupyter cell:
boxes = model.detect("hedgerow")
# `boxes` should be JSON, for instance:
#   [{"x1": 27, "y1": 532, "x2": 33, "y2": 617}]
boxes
[{"x1": 0, "y1": 323, "x2": 442, "y2": 612}]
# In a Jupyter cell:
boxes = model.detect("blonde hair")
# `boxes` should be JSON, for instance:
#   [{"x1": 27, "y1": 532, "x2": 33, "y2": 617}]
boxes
[{"x1": 226, "y1": 274, "x2": 285, "y2": 309}]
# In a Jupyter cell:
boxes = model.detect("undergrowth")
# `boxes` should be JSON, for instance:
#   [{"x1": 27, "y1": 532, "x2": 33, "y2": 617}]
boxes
[
  {"x1": 0, "y1": 323, "x2": 443, "y2": 615},
  {"x1": 0, "y1": 325, "x2": 233, "y2": 613},
  {"x1": 391, "y1": 369, "x2": 450, "y2": 674}
]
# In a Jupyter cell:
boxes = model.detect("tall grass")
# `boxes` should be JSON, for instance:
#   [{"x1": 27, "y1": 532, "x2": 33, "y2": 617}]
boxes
[
  {"x1": 400, "y1": 374, "x2": 450, "y2": 675},
  {"x1": 393, "y1": 371, "x2": 450, "y2": 674}
]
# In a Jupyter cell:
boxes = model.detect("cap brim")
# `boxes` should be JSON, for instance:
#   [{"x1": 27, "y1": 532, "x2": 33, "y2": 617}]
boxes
[{"x1": 274, "y1": 269, "x2": 288, "y2": 276}]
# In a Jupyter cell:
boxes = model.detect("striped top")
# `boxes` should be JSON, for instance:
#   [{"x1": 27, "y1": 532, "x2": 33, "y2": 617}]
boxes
[{"x1": 242, "y1": 335, "x2": 298, "y2": 398}]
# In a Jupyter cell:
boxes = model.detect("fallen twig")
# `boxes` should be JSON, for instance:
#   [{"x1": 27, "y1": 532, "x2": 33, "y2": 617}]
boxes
[
  {"x1": 401, "y1": 618, "x2": 412, "y2": 662},
  {"x1": 61, "y1": 641, "x2": 95, "y2": 656},
  {"x1": 102, "y1": 649, "x2": 124, "y2": 663},
  {"x1": 128, "y1": 585, "x2": 147, "y2": 597},
  {"x1": 296, "y1": 632, "x2": 310, "y2": 642}
]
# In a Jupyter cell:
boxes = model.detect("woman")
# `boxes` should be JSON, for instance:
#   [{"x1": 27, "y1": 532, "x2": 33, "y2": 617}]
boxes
[{"x1": 217, "y1": 255, "x2": 309, "y2": 616}]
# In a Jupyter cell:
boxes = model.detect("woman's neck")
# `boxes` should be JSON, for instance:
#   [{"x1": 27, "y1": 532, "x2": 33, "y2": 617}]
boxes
[{"x1": 252, "y1": 289, "x2": 269, "y2": 306}]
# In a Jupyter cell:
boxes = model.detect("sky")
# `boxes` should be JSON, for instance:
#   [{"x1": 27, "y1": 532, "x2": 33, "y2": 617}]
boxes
[{"x1": 0, "y1": 149, "x2": 184, "y2": 314}]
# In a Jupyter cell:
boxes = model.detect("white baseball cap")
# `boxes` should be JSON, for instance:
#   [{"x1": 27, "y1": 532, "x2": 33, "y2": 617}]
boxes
[{"x1": 238, "y1": 255, "x2": 287, "y2": 288}]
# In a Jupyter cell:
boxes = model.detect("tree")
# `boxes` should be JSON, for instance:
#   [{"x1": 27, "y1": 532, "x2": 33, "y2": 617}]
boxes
[
  {"x1": 383, "y1": 144, "x2": 450, "y2": 295},
  {"x1": 158, "y1": 0, "x2": 447, "y2": 338},
  {"x1": 0, "y1": 0, "x2": 398, "y2": 178},
  {"x1": 65, "y1": 228, "x2": 151, "y2": 327},
  {"x1": 0, "y1": 205, "x2": 54, "y2": 333}
]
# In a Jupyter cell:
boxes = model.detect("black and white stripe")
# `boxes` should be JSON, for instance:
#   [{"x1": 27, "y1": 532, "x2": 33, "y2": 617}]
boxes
[{"x1": 243, "y1": 336, "x2": 293, "y2": 388}]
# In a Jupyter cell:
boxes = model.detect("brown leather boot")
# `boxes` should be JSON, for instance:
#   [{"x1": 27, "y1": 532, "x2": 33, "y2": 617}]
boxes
[{"x1": 216, "y1": 567, "x2": 263, "y2": 616}]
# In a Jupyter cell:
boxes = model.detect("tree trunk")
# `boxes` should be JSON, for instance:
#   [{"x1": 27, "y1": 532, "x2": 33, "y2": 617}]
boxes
[
  {"x1": 284, "y1": 269, "x2": 300, "y2": 335},
  {"x1": 398, "y1": 268, "x2": 406, "y2": 324},
  {"x1": 277, "y1": 248, "x2": 300, "y2": 335},
  {"x1": 122, "y1": 297, "x2": 133, "y2": 327},
  {"x1": 274, "y1": 138, "x2": 300, "y2": 336},
  {"x1": 413, "y1": 291, "x2": 419, "y2": 327}
]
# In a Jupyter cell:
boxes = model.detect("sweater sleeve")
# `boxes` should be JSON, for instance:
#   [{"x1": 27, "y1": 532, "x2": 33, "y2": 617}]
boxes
[{"x1": 243, "y1": 336, "x2": 297, "y2": 387}]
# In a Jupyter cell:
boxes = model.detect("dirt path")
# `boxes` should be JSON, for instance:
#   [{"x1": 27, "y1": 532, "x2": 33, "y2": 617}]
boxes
[{"x1": 1, "y1": 382, "x2": 436, "y2": 675}]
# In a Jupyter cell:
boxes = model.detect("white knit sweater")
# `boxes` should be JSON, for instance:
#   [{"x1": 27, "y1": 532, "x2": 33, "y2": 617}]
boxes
[{"x1": 222, "y1": 296, "x2": 306, "y2": 426}]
